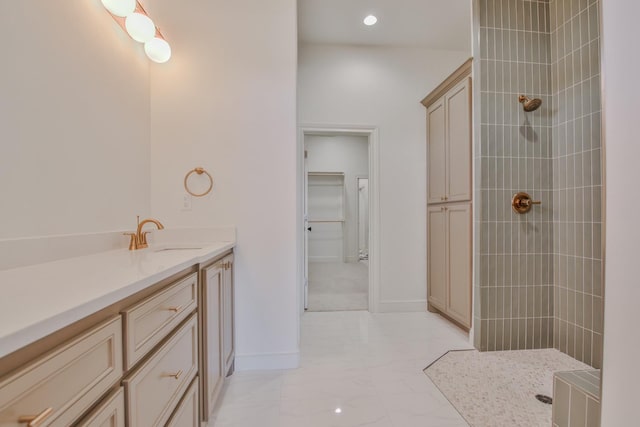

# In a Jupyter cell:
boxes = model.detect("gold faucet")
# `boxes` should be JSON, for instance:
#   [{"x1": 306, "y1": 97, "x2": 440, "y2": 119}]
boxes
[{"x1": 124, "y1": 216, "x2": 165, "y2": 250}]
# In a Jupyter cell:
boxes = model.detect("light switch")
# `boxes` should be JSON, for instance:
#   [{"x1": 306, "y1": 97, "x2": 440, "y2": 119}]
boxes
[{"x1": 182, "y1": 194, "x2": 192, "y2": 211}]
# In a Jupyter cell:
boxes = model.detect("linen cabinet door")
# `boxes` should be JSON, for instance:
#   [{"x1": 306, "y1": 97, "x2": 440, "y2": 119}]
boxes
[
  {"x1": 446, "y1": 203, "x2": 472, "y2": 327},
  {"x1": 445, "y1": 77, "x2": 472, "y2": 202},
  {"x1": 427, "y1": 206, "x2": 447, "y2": 311},
  {"x1": 427, "y1": 97, "x2": 447, "y2": 204}
]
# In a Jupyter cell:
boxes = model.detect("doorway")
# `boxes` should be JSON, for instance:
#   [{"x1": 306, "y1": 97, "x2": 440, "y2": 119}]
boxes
[
  {"x1": 298, "y1": 125, "x2": 380, "y2": 314},
  {"x1": 305, "y1": 135, "x2": 368, "y2": 311}
]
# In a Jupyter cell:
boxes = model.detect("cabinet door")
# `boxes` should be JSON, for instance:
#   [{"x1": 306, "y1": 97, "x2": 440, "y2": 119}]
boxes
[
  {"x1": 166, "y1": 378, "x2": 199, "y2": 427},
  {"x1": 222, "y1": 255, "x2": 235, "y2": 376},
  {"x1": 427, "y1": 98, "x2": 447, "y2": 204},
  {"x1": 427, "y1": 206, "x2": 447, "y2": 311},
  {"x1": 447, "y1": 203, "x2": 472, "y2": 327},
  {"x1": 446, "y1": 78, "x2": 472, "y2": 202},
  {"x1": 76, "y1": 387, "x2": 125, "y2": 427},
  {"x1": 200, "y1": 265, "x2": 223, "y2": 421}
]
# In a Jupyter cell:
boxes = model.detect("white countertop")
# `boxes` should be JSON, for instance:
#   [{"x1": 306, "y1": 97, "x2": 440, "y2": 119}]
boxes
[{"x1": 0, "y1": 239, "x2": 234, "y2": 359}]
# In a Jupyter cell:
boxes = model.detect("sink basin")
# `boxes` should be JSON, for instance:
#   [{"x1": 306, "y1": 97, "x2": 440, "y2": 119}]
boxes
[{"x1": 153, "y1": 247, "x2": 203, "y2": 253}]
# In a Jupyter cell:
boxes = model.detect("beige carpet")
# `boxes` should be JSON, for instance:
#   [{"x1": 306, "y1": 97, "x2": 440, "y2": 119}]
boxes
[
  {"x1": 424, "y1": 349, "x2": 591, "y2": 427},
  {"x1": 307, "y1": 261, "x2": 368, "y2": 311}
]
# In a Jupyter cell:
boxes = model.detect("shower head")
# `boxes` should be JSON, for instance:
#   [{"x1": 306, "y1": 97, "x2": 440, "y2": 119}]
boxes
[{"x1": 518, "y1": 95, "x2": 542, "y2": 112}]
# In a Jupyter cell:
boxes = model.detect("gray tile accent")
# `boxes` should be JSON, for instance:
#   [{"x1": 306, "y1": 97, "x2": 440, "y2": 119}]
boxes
[
  {"x1": 553, "y1": 370, "x2": 601, "y2": 427},
  {"x1": 475, "y1": 0, "x2": 555, "y2": 351},
  {"x1": 474, "y1": 0, "x2": 603, "y2": 366},
  {"x1": 550, "y1": 0, "x2": 603, "y2": 369}
]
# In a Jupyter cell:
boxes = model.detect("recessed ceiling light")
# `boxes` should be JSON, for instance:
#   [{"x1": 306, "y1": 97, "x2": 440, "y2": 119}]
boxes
[
  {"x1": 363, "y1": 15, "x2": 378, "y2": 26},
  {"x1": 335, "y1": 408, "x2": 342, "y2": 414}
]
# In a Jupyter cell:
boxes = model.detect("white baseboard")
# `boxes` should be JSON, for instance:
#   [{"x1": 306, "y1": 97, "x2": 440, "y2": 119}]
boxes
[
  {"x1": 377, "y1": 300, "x2": 427, "y2": 313},
  {"x1": 234, "y1": 351, "x2": 300, "y2": 371}
]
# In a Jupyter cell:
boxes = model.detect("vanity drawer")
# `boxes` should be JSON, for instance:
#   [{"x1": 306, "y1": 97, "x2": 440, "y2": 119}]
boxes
[
  {"x1": 76, "y1": 387, "x2": 125, "y2": 427},
  {"x1": 122, "y1": 273, "x2": 197, "y2": 369},
  {"x1": 166, "y1": 377, "x2": 199, "y2": 427},
  {"x1": 0, "y1": 317, "x2": 123, "y2": 427},
  {"x1": 123, "y1": 314, "x2": 198, "y2": 427}
]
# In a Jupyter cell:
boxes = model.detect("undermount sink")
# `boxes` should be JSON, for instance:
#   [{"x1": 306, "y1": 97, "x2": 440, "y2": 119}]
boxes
[{"x1": 153, "y1": 247, "x2": 203, "y2": 252}]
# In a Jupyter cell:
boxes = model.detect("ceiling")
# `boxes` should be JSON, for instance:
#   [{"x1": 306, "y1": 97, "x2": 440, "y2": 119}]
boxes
[{"x1": 298, "y1": 0, "x2": 471, "y2": 51}]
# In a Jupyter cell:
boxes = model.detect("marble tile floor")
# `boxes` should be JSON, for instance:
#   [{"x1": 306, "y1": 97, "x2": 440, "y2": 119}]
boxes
[
  {"x1": 307, "y1": 262, "x2": 369, "y2": 312},
  {"x1": 211, "y1": 311, "x2": 474, "y2": 426}
]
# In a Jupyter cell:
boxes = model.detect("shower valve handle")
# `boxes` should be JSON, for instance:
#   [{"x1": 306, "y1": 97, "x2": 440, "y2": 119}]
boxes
[{"x1": 512, "y1": 192, "x2": 541, "y2": 214}]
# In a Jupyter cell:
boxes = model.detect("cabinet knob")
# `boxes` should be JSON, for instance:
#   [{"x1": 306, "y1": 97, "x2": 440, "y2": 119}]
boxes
[{"x1": 18, "y1": 408, "x2": 53, "y2": 427}]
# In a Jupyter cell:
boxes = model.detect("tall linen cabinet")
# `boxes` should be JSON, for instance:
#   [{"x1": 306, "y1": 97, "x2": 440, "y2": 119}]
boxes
[{"x1": 422, "y1": 59, "x2": 473, "y2": 329}]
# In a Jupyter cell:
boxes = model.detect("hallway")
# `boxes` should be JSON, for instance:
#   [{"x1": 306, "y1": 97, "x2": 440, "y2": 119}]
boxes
[{"x1": 212, "y1": 311, "x2": 472, "y2": 426}]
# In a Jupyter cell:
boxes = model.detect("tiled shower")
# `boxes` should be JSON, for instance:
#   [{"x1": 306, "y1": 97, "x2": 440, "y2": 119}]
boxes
[{"x1": 473, "y1": 0, "x2": 603, "y2": 369}]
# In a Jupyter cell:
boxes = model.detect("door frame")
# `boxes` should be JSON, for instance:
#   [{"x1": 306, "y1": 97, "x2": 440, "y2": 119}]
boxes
[
  {"x1": 297, "y1": 124, "x2": 380, "y2": 315},
  {"x1": 355, "y1": 175, "x2": 369, "y2": 262}
]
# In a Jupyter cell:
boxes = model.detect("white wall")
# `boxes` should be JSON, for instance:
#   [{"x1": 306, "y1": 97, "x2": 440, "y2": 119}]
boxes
[
  {"x1": 0, "y1": 0, "x2": 150, "y2": 239},
  {"x1": 298, "y1": 44, "x2": 469, "y2": 310},
  {"x1": 600, "y1": 2, "x2": 640, "y2": 424},
  {"x1": 306, "y1": 135, "x2": 368, "y2": 262},
  {"x1": 147, "y1": 0, "x2": 299, "y2": 370}
]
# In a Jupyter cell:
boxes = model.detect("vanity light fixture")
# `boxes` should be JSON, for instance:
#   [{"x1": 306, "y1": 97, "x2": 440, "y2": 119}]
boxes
[
  {"x1": 101, "y1": 0, "x2": 135, "y2": 17},
  {"x1": 101, "y1": 0, "x2": 171, "y2": 63},
  {"x1": 363, "y1": 15, "x2": 378, "y2": 26}
]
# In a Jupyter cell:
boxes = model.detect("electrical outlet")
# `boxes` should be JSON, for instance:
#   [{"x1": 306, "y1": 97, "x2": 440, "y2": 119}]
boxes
[{"x1": 182, "y1": 194, "x2": 192, "y2": 211}]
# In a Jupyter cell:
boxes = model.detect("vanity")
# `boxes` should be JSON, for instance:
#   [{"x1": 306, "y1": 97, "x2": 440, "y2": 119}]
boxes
[{"x1": 0, "y1": 229, "x2": 235, "y2": 426}]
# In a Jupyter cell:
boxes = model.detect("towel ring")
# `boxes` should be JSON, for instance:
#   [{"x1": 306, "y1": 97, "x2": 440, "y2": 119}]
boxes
[{"x1": 184, "y1": 167, "x2": 213, "y2": 197}]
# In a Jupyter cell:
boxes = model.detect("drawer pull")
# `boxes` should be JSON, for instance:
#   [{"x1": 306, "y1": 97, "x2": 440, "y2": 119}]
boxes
[
  {"x1": 166, "y1": 305, "x2": 183, "y2": 313},
  {"x1": 18, "y1": 407, "x2": 54, "y2": 427},
  {"x1": 166, "y1": 370, "x2": 183, "y2": 380}
]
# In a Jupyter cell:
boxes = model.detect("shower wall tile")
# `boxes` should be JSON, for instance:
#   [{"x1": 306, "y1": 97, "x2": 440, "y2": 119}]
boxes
[
  {"x1": 550, "y1": 0, "x2": 603, "y2": 369},
  {"x1": 475, "y1": 0, "x2": 554, "y2": 352},
  {"x1": 474, "y1": 0, "x2": 603, "y2": 366}
]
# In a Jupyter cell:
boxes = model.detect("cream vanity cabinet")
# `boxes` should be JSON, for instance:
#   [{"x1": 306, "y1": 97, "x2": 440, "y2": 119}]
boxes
[
  {"x1": 200, "y1": 254, "x2": 234, "y2": 422},
  {"x1": 0, "y1": 317, "x2": 123, "y2": 427},
  {"x1": 0, "y1": 249, "x2": 235, "y2": 427}
]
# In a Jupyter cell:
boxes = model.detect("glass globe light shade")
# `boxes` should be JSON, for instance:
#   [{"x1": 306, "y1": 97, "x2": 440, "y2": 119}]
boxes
[
  {"x1": 125, "y1": 13, "x2": 156, "y2": 43},
  {"x1": 144, "y1": 38, "x2": 172, "y2": 63},
  {"x1": 101, "y1": 0, "x2": 136, "y2": 18}
]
